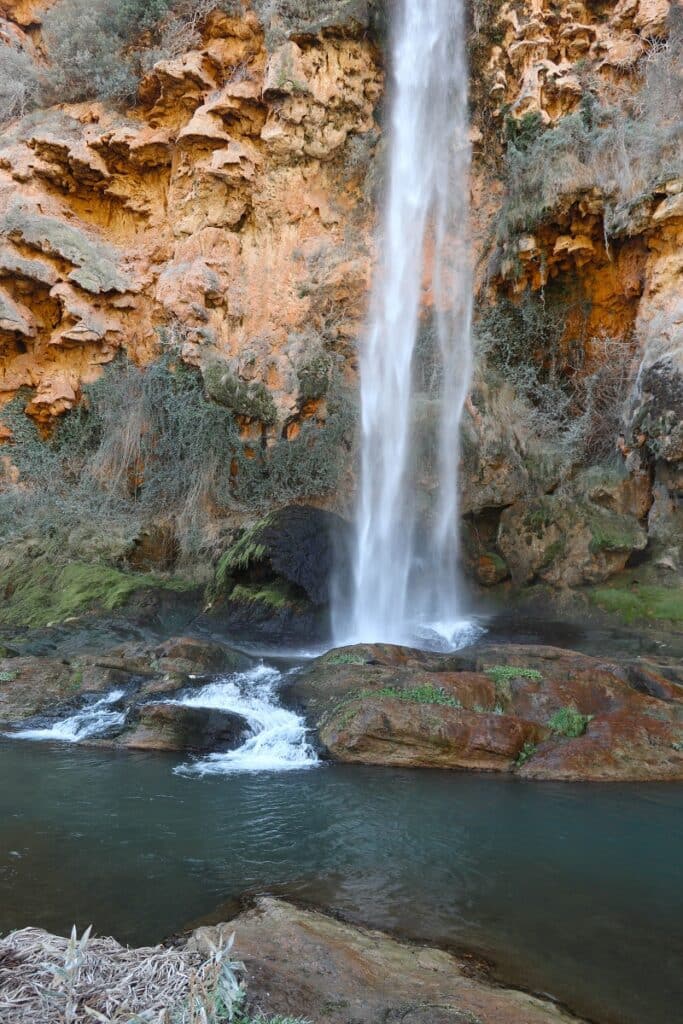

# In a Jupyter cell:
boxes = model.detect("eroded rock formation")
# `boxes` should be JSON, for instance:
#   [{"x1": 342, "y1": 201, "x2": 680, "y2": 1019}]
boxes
[{"x1": 0, "y1": 0, "x2": 680, "y2": 610}]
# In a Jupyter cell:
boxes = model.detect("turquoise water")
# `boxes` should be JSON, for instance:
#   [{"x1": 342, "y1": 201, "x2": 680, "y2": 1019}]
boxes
[{"x1": 1, "y1": 737, "x2": 681, "y2": 1024}]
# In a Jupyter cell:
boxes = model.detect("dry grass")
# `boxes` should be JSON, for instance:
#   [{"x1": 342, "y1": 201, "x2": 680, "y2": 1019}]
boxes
[{"x1": 0, "y1": 925, "x2": 242, "y2": 1024}]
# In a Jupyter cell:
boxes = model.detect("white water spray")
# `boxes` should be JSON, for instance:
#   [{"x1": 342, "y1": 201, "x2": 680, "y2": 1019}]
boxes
[
  {"x1": 7, "y1": 690, "x2": 126, "y2": 743},
  {"x1": 174, "y1": 664, "x2": 319, "y2": 775},
  {"x1": 338, "y1": 0, "x2": 473, "y2": 646}
]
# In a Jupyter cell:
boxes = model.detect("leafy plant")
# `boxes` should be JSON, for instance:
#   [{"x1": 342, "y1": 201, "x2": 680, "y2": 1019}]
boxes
[
  {"x1": 515, "y1": 742, "x2": 537, "y2": 767},
  {"x1": 322, "y1": 652, "x2": 368, "y2": 666},
  {"x1": 484, "y1": 666, "x2": 543, "y2": 684},
  {"x1": 0, "y1": 670, "x2": 18, "y2": 682},
  {"x1": 549, "y1": 706, "x2": 592, "y2": 738},
  {"x1": 359, "y1": 684, "x2": 462, "y2": 708}
]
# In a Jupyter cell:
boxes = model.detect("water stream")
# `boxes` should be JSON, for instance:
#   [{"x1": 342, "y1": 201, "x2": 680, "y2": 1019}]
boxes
[
  {"x1": 173, "y1": 664, "x2": 319, "y2": 775},
  {"x1": 341, "y1": 0, "x2": 472, "y2": 645},
  {"x1": 8, "y1": 689, "x2": 127, "y2": 743}
]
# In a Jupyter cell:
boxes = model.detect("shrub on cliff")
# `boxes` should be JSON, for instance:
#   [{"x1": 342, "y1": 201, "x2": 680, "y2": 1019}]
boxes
[
  {"x1": 475, "y1": 290, "x2": 636, "y2": 465},
  {"x1": 41, "y1": 0, "x2": 168, "y2": 104},
  {"x1": 41, "y1": 0, "x2": 224, "y2": 104},
  {"x1": 0, "y1": 353, "x2": 354, "y2": 568},
  {"x1": 0, "y1": 41, "x2": 40, "y2": 124},
  {"x1": 498, "y1": 28, "x2": 682, "y2": 241}
]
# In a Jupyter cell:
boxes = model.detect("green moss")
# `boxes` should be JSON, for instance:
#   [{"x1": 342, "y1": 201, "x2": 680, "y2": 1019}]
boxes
[
  {"x1": 590, "y1": 585, "x2": 683, "y2": 624},
  {"x1": 0, "y1": 670, "x2": 18, "y2": 682},
  {"x1": 0, "y1": 560, "x2": 192, "y2": 628},
  {"x1": 229, "y1": 580, "x2": 303, "y2": 611},
  {"x1": 549, "y1": 705, "x2": 592, "y2": 738},
  {"x1": 322, "y1": 652, "x2": 369, "y2": 666},
  {"x1": 68, "y1": 668, "x2": 84, "y2": 691},
  {"x1": 587, "y1": 510, "x2": 645, "y2": 555}
]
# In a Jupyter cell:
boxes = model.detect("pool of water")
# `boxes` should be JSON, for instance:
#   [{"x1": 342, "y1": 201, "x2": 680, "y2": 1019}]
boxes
[{"x1": 1, "y1": 736, "x2": 681, "y2": 1024}]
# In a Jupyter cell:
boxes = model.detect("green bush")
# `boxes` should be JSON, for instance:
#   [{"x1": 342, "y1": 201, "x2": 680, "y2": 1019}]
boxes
[
  {"x1": 41, "y1": 0, "x2": 228, "y2": 105},
  {"x1": 203, "y1": 362, "x2": 278, "y2": 425},
  {"x1": 549, "y1": 706, "x2": 592, "y2": 738},
  {"x1": 515, "y1": 741, "x2": 537, "y2": 767},
  {"x1": 475, "y1": 290, "x2": 635, "y2": 464},
  {"x1": 42, "y1": 0, "x2": 167, "y2": 104}
]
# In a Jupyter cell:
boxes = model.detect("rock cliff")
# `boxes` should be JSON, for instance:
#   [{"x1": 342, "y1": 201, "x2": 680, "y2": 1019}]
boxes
[{"x1": 0, "y1": 0, "x2": 680, "y2": 621}]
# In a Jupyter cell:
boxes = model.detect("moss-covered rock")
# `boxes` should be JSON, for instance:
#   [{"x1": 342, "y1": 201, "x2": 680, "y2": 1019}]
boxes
[
  {"x1": 1, "y1": 204, "x2": 130, "y2": 294},
  {"x1": 0, "y1": 557, "x2": 194, "y2": 628},
  {"x1": 203, "y1": 362, "x2": 277, "y2": 425},
  {"x1": 212, "y1": 505, "x2": 350, "y2": 608},
  {"x1": 498, "y1": 495, "x2": 647, "y2": 587}
]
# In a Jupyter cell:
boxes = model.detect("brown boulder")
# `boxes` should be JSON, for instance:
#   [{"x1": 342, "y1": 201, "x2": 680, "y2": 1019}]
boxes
[
  {"x1": 297, "y1": 642, "x2": 683, "y2": 781},
  {"x1": 321, "y1": 698, "x2": 543, "y2": 770},
  {"x1": 191, "y1": 898, "x2": 587, "y2": 1024},
  {"x1": 115, "y1": 701, "x2": 248, "y2": 753}
]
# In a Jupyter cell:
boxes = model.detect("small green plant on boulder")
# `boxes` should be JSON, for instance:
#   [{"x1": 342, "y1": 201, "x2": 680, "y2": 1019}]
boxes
[
  {"x1": 484, "y1": 665, "x2": 542, "y2": 703},
  {"x1": 363, "y1": 684, "x2": 462, "y2": 708},
  {"x1": 549, "y1": 705, "x2": 592, "y2": 738},
  {"x1": 0, "y1": 670, "x2": 18, "y2": 683},
  {"x1": 322, "y1": 651, "x2": 368, "y2": 666},
  {"x1": 484, "y1": 665, "x2": 543, "y2": 684},
  {"x1": 516, "y1": 742, "x2": 537, "y2": 767}
]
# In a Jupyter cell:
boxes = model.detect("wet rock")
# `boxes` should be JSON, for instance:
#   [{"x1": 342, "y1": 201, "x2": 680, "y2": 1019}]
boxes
[
  {"x1": 296, "y1": 642, "x2": 683, "y2": 781},
  {"x1": 191, "y1": 897, "x2": 588, "y2": 1024},
  {"x1": 153, "y1": 636, "x2": 251, "y2": 676},
  {"x1": 321, "y1": 698, "x2": 543, "y2": 770},
  {"x1": 498, "y1": 495, "x2": 647, "y2": 587},
  {"x1": 0, "y1": 655, "x2": 119, "y2": 726},
  {"x1": 115, "y1": 702, "x2": 249, "y2": 753}
]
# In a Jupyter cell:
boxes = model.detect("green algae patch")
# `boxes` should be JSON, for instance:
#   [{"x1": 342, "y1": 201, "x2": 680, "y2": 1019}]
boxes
[
  {"x1": 0, "y1": 559, "x2": 193, "y2": 628},
  {"x1": 590, "y1": 584, "x2": 683, "y2": 624}
]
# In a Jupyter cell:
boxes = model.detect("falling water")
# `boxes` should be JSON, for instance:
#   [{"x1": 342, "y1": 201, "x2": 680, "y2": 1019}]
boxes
[{"x1": 340, "y1": 0, "x2": 473, "y2": 646}]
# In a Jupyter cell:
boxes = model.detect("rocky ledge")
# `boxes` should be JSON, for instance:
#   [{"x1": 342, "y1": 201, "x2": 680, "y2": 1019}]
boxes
[
  {"x1": 0, "y1": 633, "x2": 251, "y2": 752},
  {"x1": 193, "y1": 897, "x2": 586, "y2": 1024},
  {"x1": 288, "y1": 642, "x2": 683, "y2": 781}
]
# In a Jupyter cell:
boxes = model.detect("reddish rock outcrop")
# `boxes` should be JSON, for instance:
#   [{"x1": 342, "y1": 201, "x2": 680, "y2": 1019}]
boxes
[{"x1": 298, "y1": 643, "x2": 683, "y2": 781}]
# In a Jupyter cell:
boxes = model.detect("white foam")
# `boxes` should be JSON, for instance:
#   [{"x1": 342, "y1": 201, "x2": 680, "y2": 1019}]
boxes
[
  {"x1": 8, "y1": 689, "x2": 126, "y2": 743},
  {"x1": 174, "y1": 664, "x2": 319, "y2": 776}
]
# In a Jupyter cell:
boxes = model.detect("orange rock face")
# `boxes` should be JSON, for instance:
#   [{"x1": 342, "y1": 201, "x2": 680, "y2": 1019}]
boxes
[{"x1": 0, "y1": 5, "x2": 382, "y2": 428}]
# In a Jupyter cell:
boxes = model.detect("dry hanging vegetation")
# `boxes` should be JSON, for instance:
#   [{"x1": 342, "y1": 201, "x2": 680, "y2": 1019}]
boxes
[
  {"x1": 497, "y1": 21, "x2": 683, "y2": 242},
  {"x1": 0, "y1": 925, "x2": 242, "y2": 1024}
]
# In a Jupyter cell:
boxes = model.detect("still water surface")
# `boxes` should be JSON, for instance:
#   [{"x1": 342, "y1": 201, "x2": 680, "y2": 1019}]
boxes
[{"x1": 1, "y1": 738, "x2": 682, "y2": 1024}]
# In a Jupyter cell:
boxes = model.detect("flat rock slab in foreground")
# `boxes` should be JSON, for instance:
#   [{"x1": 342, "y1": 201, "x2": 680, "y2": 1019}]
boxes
[{"x1": 192, "y1": 897, "x2": 585, "y2": 1024}]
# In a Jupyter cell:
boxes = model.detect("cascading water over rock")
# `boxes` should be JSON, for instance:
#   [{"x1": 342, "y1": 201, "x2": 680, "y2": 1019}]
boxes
[{"x1": 338, "y1": 0, "x2": 473, "y2": 646}]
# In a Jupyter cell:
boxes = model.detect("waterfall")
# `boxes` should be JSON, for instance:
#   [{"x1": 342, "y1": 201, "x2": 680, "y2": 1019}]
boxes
[{"x1": 339, "y1": 0, "x2": 473, "y2": 646}]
